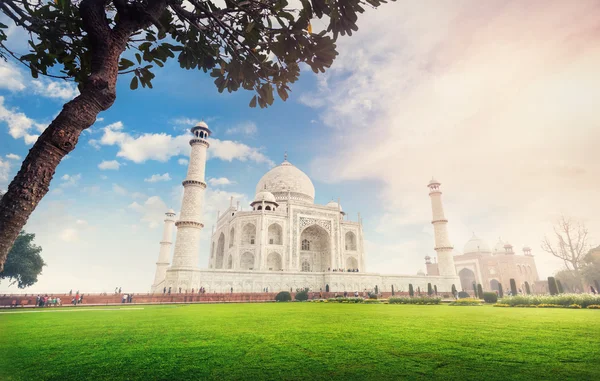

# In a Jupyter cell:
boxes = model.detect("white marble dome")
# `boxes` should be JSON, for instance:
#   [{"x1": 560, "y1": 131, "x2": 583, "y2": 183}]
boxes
[
  {"x1": 326, "y1": 200, "x2": 343, "y2": 211},
  {"x1": 255, "y1": 159, "x2": 315, "y2": 203},
  {"x1": 254, "y1": 191, "x2": 276, "y2": 203},
  {"x1": 463, "y1": 233, "x2": 491, "y2": 254},
  {"x1": 494, "y1": 238, "x2": 506, "y2": 253},
  {"x1": 167, "y1": 208, "x2": 176, "y2": 215}
]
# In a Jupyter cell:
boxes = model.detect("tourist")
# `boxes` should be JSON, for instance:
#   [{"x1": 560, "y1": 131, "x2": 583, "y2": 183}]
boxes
[
  {"x1": 163, "y1": 287, "x2": 166, "y2": 294},
  {"x1": 122, "y1": 294, "x2": 127, "y2": 303},
  {"x1": 75, "y1": 291, "x2": 79, "y2": 304},
  {"x1": 69, "y1": 289, "x2": 72, "y2": 296},
  {"x1": 36, "y1": 295, "x2": 40, "y2": 307},
  {"x1": 71, "y1": 297, "x2": 76, "y2": 306},
  {"x1": 168, "y1": 287, "x2": 171, "y2": 294},
  {"x1": 118, "y1": 287, "x2": 122, "y2": 294},
  {"x1": 230, "y1": 287, "x2": 233, "y2": 294},
  {"x1": 79, "y1": 294, "x2": 84, "y2": 304},
  {"x1": 57, "y1": 297, "x2": 61, "y2": 306}
]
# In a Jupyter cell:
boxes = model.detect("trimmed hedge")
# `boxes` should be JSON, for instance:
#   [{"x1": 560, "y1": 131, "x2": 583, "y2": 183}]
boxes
[
  {"x1": 327, "y1": 297, "x2": 363, "y2": 303},
  {"x1": 275, "y1": 291, "x2": 292, "y2": 302},
  {"x1": 483, "y1": 292, "x2": 498, "y2": 303},
  {"x1": 451, "y1": 284, "x2": 457, "y2": 298},
  {"x1": 388, "y1": 296, "x2": 441, "y2": 305},
  {"x1": 427, "y1": 283, "x2": 433, "y2": 296},
  {"x1": 556, "y1": 279, "x2": 564, "y2": 294},
  {"x1": 295, "y1": 290, "x2": 309, "y2": 301},
  {"x1": 408, "y1": 284, "x2": 414, "y2": 297},
  {"x1": 548, "y1": 276, "x2": 559, "y2": 295},
  {"x1": 477, "y1": 284, "x2": 484, "y2": 299},
  {"x1": 457, "y1": 291, "x2": 469, "y2": 299},
  {"x1": 498, "y1": 283, "x2": 504, "y2": 298},
  {"x1": 499, "y1": 294, "x2": 600, "y2": 308},
  {"x1": 510, "y1": 279, "x2": 518, "y2": 296}
]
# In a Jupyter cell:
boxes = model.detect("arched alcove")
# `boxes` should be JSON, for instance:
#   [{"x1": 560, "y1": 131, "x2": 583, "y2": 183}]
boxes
[
  {"x1": 242, "y1": 223, "x2": 256, "y2": 245},
  {"x1": 268, "y1": 223, "x2": 283, "y2": 245},
  {"x1": 345, "y1": 231, "x2": 357, "y2": 251},
  {"x1": 240, "y1": 252, "x2": 255, "y2": 270},
  {"x1": 226, "y1": 255, "x2": 233, "y2": 269},
  {"x1": 215, "y1": 233, "x2": 225, "y2": 268},
  {"x1": 229, "y1": 227, "x2": 235, "y2": 248},
  {"x1": 458, "y1": 268, "x2": 476, "y2": 291},
  {"x1": 267, "y1": 252, "x2": 282, "y2": 271},
  {"x1": 346, "y1": 256, "x2": 358, "y2": 270},
  {"x1": 300, "y1": 224, "x2": 330, "y2": 272}
]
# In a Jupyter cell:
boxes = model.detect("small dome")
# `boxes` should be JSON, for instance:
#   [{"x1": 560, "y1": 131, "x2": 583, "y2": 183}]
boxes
[
  {"x1": 463, "y1": 233, "x2": 491, "y2": 254},
  {"x1": 194, "y1": 121, "x2": 208, "y2": 129},
  {"x1": 428, "y1": 177, "x2": 439, "y2": 185},
  {"x1": 493, "y1": 238, "x2": 506, "y2": 253},
  {"x1": 326, "y1": 200, "x2": 343, "y2": 211},
  {"x1": 417, "y1": 269, "x2": 426, "y2": 276},
  {"x1": 167, "y1": 208, "x2": 176, "y2": 215},
  {"x1": 254, "y1": 191, "x2": 276, "y2": 203}
]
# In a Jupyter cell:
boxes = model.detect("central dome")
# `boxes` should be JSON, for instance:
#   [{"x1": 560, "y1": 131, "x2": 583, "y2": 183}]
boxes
[
  {"x1": 255, "y1": 159, "x2": 315, "y2": 203},
  {"x1": 463, "y1": 233, "x2": 491, "y2": 254}
]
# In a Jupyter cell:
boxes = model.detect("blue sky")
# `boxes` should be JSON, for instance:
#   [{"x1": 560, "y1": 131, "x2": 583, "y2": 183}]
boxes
[{"x1": 2, "y1": 1, "x2": 600, "y2": 293}]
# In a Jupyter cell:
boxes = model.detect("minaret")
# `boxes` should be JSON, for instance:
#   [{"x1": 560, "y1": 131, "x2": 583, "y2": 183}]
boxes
[
  {"x1": 151, "y1": 209, "x2": 176, "y2": 291},
  {"x1": 427, "y1": 178, "x2": 456, "y2": 276},
  {"x1": 170, "y1": 121, "x2": 211, "y2": 270}
]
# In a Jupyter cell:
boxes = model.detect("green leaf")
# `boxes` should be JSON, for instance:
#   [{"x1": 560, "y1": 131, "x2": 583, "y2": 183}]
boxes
[
  {"x1": 119, "y1": 58, "x2": 135, "y2": 70},
  {"x1": 130, "y1": 76, "x2": 138, "y2": 90}
]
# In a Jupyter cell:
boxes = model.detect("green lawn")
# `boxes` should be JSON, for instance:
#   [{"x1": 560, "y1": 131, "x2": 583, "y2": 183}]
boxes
[{"x1": 0, "y1": 303, "x2": 598, "y2": 380}]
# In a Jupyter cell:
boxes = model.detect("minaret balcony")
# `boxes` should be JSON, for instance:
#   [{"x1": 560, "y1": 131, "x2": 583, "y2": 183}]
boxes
[{"x1": 182, "y1": 180, "x2": 207, "y2": 188}]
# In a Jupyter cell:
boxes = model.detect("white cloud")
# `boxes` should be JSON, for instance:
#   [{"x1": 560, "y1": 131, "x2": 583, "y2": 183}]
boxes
[
  {"x1": 172, "y1": 117, "x2": 201, "y2": 127},
  {"x1": 59, "y1": 173, "x2": 81, "y2": 187},
  {"x1": 59, "y1": 228, "x2": 78, "y2": 242},
  {"x1": 5, "y1": 153, "x2": 20, "y2": 160},
  {"x1": 0, "y1": 61, "x2": 26, "y2": 91},
  {"x1": 208, "y1": 139, "x2": 274, "y2": 166},
  {"x1": 31, "y1": 79, "x2": 79, "y2": 101},
  {"x1": 0, "y1": 158, "x2": 10, "y2": 189},
  {"x1": 95, "y1": 121, "x2": 273, "y2": 165},
  {"x1": 208, "y1": 177, "x2": 235, "y2": 186},
  {"x1": 304, "y1": 0, "x2": 600, "y2": 277},
  {"x1": 112, "y1": 183, "x2": 128, "y2": 196},
  {"x1": 128, "y1": 195, "x2": 169, "y2": 228},
  {"x1": 96, "y1": 117, "x2": 104, "y2": 122},
  {"x1": 178, "y1": 158, "x2": 189, "y2": 165},
  {"x1": 104, "y1": 121, "x2": 124, "y2": 131},
  {"x1": 88, "y1": 139, "x2": 101, "y2": 149},
  {"x1": 144, "y1": 173, "x2": 171, "y2": 183},
  {"x1": 98, "y1": 160, "x2": 120, "y2": 170},
  {"x1": 100, "y1": 175, "x2": 108, "y2": 180},
  {"x1": 226, "y1": 121, "x2": 258, "y2": 136},
  {"x1": 0, "y1": 96, "x2": 46, "y2": 144}
]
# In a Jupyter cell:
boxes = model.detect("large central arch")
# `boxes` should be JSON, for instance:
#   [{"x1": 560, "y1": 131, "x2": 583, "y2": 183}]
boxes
[
  {"x1": 458, "y1": 268, "x2": 476, "y2": 291},
  {"x1": 299, "y1": 224, "x2": 331, "y2": 272}
]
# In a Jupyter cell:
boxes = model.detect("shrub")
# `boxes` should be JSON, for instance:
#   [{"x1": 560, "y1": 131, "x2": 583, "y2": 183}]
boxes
[
  {"x1": 295, "y1": 290, "x2": 309, "y2": 301},
  {"x1": 388, "y1": 296, "x2": 441, "y2": 305},
  {"x1": 367, "y1": 292, "x2": 378, "y2": 299},
  {"x1": 451, "y1": 284, "x2": 457, "y2": 298},
  {"x1": 524, "y1": 282, "x2": 531, "y2": 295},
  {"x1": 408, "y1": 284, "x2": 414, "y2": 297},
  {"x1": 477, "y1": 284, "x2": 484, "y2": 299},
  {"x1": 548, "y1": 277, "x2": 559, "y2": 296},
  {"x1": 493, "y1": 303, "x2": 510, "y2": 307},
  {"x1": 327, "y1": 297, "x2": 363, "y2": 303},
  {"x1": 363, "y1": 299, "x2": 381, "y2": 304},
  {"x1": 499, "y1": 294, "x2": 600, "y2": 308},
  {"x1": 457, "y1": 291, "x2": 469, "y2": 299},
  {"x1": 472, "y1": 283, "x2": 477, "y2": 298},
  {"x1": 510, "y1": 279, "x2": 518, "y2": 296},
  {"x1": 556, "y1": 279, "x2": 564, "y2": 294},
  {"x1": 449, "y1": 298, "x2": 481, "y2": 306},
  {"x1": 483, "y1": 292, "x2": 498, "y2": 303},
  {"x1": 427, "y1": 283, "x2": 433, "y2": 296},
  {"x1": 434, "y1": 285, "x2": 438, "y2": 295},
  {"x1": 498, "y1": 283, "x2": 504, "y2": 298},
  {"x1": 568, "y1": 304, "x2": 581, "y2": 309},
  {"x1": 275, "y1": 291, "x2": 292, "y2": 302},
  {"x1": 587, "y1": 305, "x2": 600, "y2": 309}
]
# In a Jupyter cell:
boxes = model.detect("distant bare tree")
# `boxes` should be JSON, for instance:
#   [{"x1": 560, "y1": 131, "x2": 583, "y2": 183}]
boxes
[{"x1": 542, "y1": 216, "x2": 590, "y2": 288}]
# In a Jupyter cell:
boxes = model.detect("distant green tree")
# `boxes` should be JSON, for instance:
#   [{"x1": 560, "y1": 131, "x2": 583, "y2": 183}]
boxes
[
  {"x1": 510, "y1": 279, "x2": 518, "y2": 295},
  {"x1": 581, "y1": 246, "x2": 600, "y2": 289},
  {"x1": 548, "y1": 277, "x2": 559, "y2": 295},
  {"x1": 434, "y1": 285, "x2": 438, "y2": 295},
  {"x1": 409, "y1": 284, "x2": 414, "y2": 297},
  {"x1": 451, "y1": 284, "x2": 457, "y2": 298},
  {"x1": 498, "y1": 283, "x2": 504, "y2": 298},
  {"x1": 0, "y1": 230, "x2": 45, "y2": 288},
  {"x1": 295, "y1": 290, "x2": 309, "y2": 301},
  {"x1": 472, "y1": 283, "x2": 478, "y2": 298},
  {"x1": 275, "y1": 291, "x2": 291, "y2": 302},
  {"x1": 556, "y1": 279, "x2": 564, "y2": 294},
  {"x1": 524, "y1": 282, "x2": 531, "y2": 295},
  {"x1": 427, "y1": 283, "x2": 433, "y2": 296},
  {"x1": 477, "y1": 284, "x2": 484, "y2": 299}
]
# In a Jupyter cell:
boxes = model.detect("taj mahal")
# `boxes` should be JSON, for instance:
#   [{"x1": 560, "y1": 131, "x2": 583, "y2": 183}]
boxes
[{"x1": 150, "y1": 122, "x2": 539, "y2": 294}]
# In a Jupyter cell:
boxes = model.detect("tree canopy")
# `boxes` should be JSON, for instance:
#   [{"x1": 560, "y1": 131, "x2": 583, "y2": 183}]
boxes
[
  {"x1": 1, "y1": 230, "x2": 46, "y2": 288},
  {"x1": 0, "y1": 0, "x2": 392, "y2": 270}
]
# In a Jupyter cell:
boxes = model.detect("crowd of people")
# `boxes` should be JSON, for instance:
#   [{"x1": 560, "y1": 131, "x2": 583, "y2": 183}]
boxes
[
  {"x1": 328, "y1": 268, "x2": 359, "y2": 272},
  {"x1": 35, "y1": 295, "x2": 61, "y2": 307}
]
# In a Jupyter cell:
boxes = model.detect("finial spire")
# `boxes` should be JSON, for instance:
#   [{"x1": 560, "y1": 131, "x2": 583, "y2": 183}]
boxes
[{"x1": 284, "y1": 151, "x2": 288, "y2": 161}]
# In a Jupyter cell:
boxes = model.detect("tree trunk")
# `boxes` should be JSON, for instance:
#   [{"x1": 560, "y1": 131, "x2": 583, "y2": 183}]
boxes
[{"x1": 0, "y1": 38, "x2": 126, "y2": 273}]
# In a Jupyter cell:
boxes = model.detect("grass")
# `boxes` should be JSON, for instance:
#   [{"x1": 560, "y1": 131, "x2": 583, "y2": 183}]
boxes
[{"x1": 1, "y1": 303, "x2": 599, "y2": 380}]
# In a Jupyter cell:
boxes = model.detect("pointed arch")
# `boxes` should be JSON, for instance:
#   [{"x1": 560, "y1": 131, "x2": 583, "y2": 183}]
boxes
[
  {"x1": 267, "y1": 252, "x2": 282, "y2": 271},
  {"x1": 242, "y1": 223, "x2": 256, "y2": 245},
  {"x1": 240, "y1": 252, "x2": 255, "y2": 270},
  {"x1": 229, "y1": 227, "x2": 235, "y2": 248},
  {"x1": 300, "y1": 224, "x2": 331, "y2": 272},
  {"x1": 268, "y1": 223, "x2": 283, "y2": 245},
  {"x1": 346, "y1": 256, "x2": 358, "y2": 270},
  {"x1": 215, "y1": 233, "x2": 225, "y2": 268},
  {"x1": 345, "y1": 231, "x2": 357, "y2": 251},
  {"x1": 226, "y1": 255, "x2": 233, "y2": 269}
]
